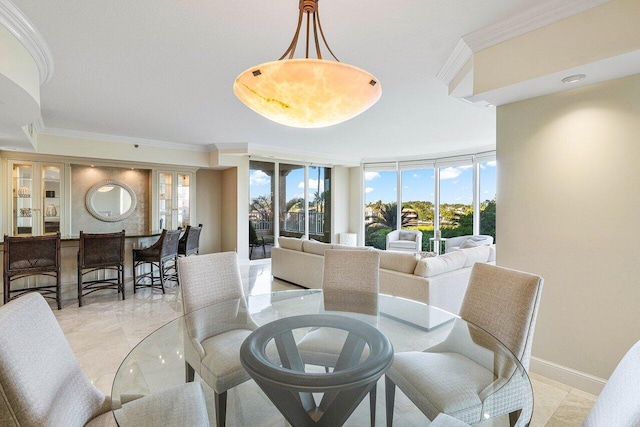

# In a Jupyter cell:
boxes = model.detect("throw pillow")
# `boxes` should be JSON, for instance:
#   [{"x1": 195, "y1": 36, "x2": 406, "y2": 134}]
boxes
[
  {"x1": 399, "y1": 231, "x2": 416, "y2": 242},
  {"x1": 418, "y1": 251, "x2": 436, "y2": 258},
  {"x1": 459, "y1": 238, "x2": 483, "y2": 249}
]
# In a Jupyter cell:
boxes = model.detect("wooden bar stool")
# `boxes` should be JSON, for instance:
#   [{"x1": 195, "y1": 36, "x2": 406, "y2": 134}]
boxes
[
  {"x1": 132, "y1": 229, "x2": 181, "y2": 293},
  {"x1": 3, "y1": 232, "x2": 61, "y2": 309},
  {"x1": 77, "y1": 230, "x2": 125, "y2": 307}
]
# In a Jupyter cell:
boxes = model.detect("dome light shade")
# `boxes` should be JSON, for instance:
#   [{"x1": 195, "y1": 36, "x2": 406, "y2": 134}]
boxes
[
  {"x1": 234, "y1": 59, "x2": 381, "y2": 128},
  {"x1": 233, "y1": 0, "x2": 381, "y2": 128}
]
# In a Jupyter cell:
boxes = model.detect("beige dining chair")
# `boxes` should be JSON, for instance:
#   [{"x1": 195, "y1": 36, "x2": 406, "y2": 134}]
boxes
[
  {"x1": 296, "y1": 249, "x2": 381, "y2": 426},
  {"x1": 0, "y1": 292, "x2": 210, "y2": 427},
  {"x1": 581, "y1": 340, "x2": 640, "y2": 426},
  {"x1": 386, "y1": 263, "x2": 543, "y2": 426},
  {"x1": 178, "y1": 251, "x2": 253, "y2": 427}
]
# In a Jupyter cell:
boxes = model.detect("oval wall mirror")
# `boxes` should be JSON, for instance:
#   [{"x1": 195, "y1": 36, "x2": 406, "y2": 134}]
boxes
[{"x1": 86, "y1": 179, "x2": 137, "y2": 222}]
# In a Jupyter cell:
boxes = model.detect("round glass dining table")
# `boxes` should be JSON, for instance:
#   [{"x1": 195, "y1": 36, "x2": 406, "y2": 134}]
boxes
[{"x1": 111, "y1": 290, "x2": 533, "y2": 426}]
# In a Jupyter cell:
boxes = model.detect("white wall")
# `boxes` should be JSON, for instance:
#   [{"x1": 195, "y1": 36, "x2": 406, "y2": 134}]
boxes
[
  {"x1": 331, "y1": 166, "x2": 350, "y2": 243},
  {"x1": 349, "y1": 167, "x2": 364, "y2": 245},
  {"x1": 497, "y1": 73, "x2": 640, "y2": 394},
  {"x1": 195, "y1": 169, "x2": 222, "y2": 254}
]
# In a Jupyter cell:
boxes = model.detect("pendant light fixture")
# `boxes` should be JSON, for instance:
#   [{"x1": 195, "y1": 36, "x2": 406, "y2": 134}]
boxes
[{"x1": 233, "y1": 0, "x2": 381, "y2": 129}]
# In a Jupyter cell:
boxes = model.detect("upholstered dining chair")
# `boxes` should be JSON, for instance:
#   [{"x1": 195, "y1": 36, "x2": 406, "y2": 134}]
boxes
[
  {"x1": 133, "y1": 228, "x2": 181, "y2": 293},
  {"x1": 177, "y1": 251, "x2": 254, "y2": 427},
  {"x1": 386, "y1": 263, "x2": 544, "y2": 427},
  {"x1": 296, "y1": 249, "x2": 381, "y2": 426},
  {"x1": 0, "y1": 292, "x2": 210, "y2": 427},
  {"x1": 178, "y1": 224, "x2": 203, "y2": 257},
  {"x1": 581, "y1": 340, "x2": 640, "y2": 426}
]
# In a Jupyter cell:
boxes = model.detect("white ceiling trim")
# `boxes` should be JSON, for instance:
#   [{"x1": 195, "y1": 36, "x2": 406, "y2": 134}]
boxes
[
  {"x1": 0, "y1": 0, "x2": 54, "y2": 85},
  {"x1": 437, "y1": 0, "x2": 612, "y2": 85},
  {"x1": 248, "y1": 143, "x2": 361, "y2": 167},
  {"x1": 39, "y1": 126, "x2": 210, "y2": 152}
]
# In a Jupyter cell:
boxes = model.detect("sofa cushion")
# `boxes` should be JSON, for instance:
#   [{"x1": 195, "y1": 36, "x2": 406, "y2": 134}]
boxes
[
  {"x1": 302, "y1": 240, "x2": 333, "y2": 256},
  {"x1": 379, "y1": 251, "x2": 419, "y2": 274},
  {"x1": 278, "y1": 236, "x2": 303, "y2": 251},
  {"x1": 398, "y1": 231, "x2": 417, "y2": 241},
  {"x1": 414, "y1": 251, "x2": 466, "y2": 278},
  {"x1": 388, "y1": 240, "x2": 418, "y2": 250},
  {"x1": 459, "y1": 235, "x2": 492, "y2": 249},
  {"x1": 458, "y1": 245, "x2": 490, "y2": 268},
  {"x1": 332, "y1": 244, "x2": 371, "y2": 251}
]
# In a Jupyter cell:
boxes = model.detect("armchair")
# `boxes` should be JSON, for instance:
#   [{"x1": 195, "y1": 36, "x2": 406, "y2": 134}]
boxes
[{"x1": 386, "y1": 229, "x2": 422, "y2": 253}]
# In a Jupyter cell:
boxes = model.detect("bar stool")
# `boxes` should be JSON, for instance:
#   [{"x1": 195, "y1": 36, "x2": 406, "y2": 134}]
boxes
[
  {"x1": 77, "y1": 230, "x2": 125, "y2": 307},
  {"x1": 3, "y1": 232, "x2": 61, "y2": 309},
  {"x1": 132, "y1": 229, "x2": 181, "y2": 293},
  {"x1": 178, "y1": 224, "x2": 202, "y2": 257}
]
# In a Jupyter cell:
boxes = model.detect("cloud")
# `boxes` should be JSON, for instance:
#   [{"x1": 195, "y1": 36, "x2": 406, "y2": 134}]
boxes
[
  {"x1": 440, "y1": 166, "x2": 472, "y2": 180},
  {"x1": 364, "y1": 171, "x2": 381, "y2": 181},
  {"x1": 365, "y1": 187, "x2": 374, "y2": 193},
  {"x1": 412, "y1": 173, "x2": 419, "y2": 178},
  {"x1": 250, "y1": 170, "x2": 269, "y2": 186},
  {"x1": 298, "y1": 179, "x2": 325, "y2": 197}
]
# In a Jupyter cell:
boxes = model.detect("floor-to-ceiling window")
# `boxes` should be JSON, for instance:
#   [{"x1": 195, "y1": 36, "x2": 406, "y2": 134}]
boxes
[
  {"x1": 438, "y1": 159, "x2": 474, "y2": 240},
  {"x1": 478, "y1": 156, "x2": 497, "y2": 242},
  {"x1": 363, "y1": 164, "x2": 398, "y2": 249},
  {"x1": 401, "y1": 164, "x2": 435, "y2": 251},
  {"x1": 279, "y1": 164, "x2": 306, "y2": 238},
  {"x1": 249, "y1": 161, "x2": 275, "y2": 259},
  {"x1": 363, "y1": 153, "x2": 496, "y2": 250},
  {"x1": 308, "y1": 166, "x2": 331, "y2": 243}
]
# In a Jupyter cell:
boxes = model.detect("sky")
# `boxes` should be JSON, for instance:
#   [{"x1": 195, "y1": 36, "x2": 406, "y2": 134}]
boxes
[{"x1": 364, "y1": 162, "x2": 496, "y2": 205}]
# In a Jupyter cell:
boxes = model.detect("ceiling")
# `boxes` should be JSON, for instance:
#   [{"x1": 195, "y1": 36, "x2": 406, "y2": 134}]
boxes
[{"x1": 9, "y1": 0, "x2": 543, "y2": 163}]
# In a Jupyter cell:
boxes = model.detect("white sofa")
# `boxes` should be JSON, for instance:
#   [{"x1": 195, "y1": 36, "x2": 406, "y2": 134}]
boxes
[
  {"x1": 386, "y1": 229, "x2": 422, "y2": 253},
  {"x1": 444, "y1": 235, "x2": 494, "y2": 253},
  {"x1": 271, "y1": 237, "x2": 496, "y2": 315}
]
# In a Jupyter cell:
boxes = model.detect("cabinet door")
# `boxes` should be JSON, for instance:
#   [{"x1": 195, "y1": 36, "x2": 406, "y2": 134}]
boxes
[
  {"x1": 12, "y1": 163, "x2": 35, "y2": 236},
  {"x1": 176, "y1": 173, "x2": 191, "y2": 229},
  {"x1": 158, "y1": 172, "x2": 173, "y2": 230},
  {"x1": 41, "y1": 165, "x2": 61, "y2": 235},
  {"x1": 9, "y1": 162, "x2": 64, "y2": 237}
]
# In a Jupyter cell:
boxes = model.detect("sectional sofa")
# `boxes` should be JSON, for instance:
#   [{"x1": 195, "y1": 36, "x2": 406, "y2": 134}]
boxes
[{"x1": 271, "y1": 237, "x2": 495, "y2": 315}]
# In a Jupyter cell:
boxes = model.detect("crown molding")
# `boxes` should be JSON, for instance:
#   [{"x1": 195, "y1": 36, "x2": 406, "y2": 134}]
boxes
[
  {"x1": 436, "y1": 0, "x2": 611, "y2": 85},
  {"x1": 0, "y1": 0, "x2": 54, "y2": 85},
  {"x1": 435, "y1": 39, "x2": 473, "y2": 85},
  {"x1": 248, "y1": 143, "x2": 361, "y2": 167},
  {"x1": 39, "y1": 126, "x2": 210, "y2": 152}
]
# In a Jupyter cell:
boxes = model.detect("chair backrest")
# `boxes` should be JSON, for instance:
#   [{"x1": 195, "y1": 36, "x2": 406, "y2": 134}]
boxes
[
  {"x1": 460, "y1": 263, "x2": 543, "y2": 371},
  {"x1": 322, "y1": 249, "x2": 380, "y2": 315},
  {"x1": 78, "y1": 230, "x2": 125, "y2": 268},
  {"x1": 3, "y1": 233, "x2": 60, "y2": 275},
  {"x1": 582, "y1": 340, "x2": 640, "y2": 427},
  {"x1": 177, "y1": 252, "x2": 244, "y2": 314},
  {"x1": 0, "y1": 293, "x2": 107, "y2": 426},
  {"x1": 160, "y1": 229, "x2": 181, "y2": 259},
  {"x1": 179, "y1": 224, "x2": 202, "y2": 256}
]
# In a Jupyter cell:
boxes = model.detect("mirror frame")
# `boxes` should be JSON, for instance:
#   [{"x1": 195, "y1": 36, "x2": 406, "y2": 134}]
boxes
[{"x1": 85, "y1": 179, "x2": 137, "y2": 222}]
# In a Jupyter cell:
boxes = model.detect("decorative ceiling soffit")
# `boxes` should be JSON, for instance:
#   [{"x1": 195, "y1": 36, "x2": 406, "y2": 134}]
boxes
[
  {"x1": 436, "y1": 0, "x2": 612, "y2": 86},
  {"x1": 0, "y1": 0, "x2": 54, "y2": 84}
]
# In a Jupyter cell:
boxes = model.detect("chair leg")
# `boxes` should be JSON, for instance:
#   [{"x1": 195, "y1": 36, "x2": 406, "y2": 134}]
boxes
[
  {"x1": 370, "y1": 383, "x2": 377, "y2": 427},
  {"x1": 77, "y1": 268, "x2": 83, "y2": 308},
  {"x1": 185, "y1": 361, "x2": 195, "y2": 382},
  {"x1": 3, "y1": 277, "x2": 8, "y2": 305},
  {"x1": 385, "y1": 376, "x2": 396, "y2": 427},
  {"x1": 120, "y1": 265, "x2": 125, "y2": 300},
  {"x1": 215, "y1": 391, "x2": 227, "y2": 427},
  {"x1": 133, "y1": 261, "x2": 137, "y2": 294},
  {"x1": 158, "y1": 261, "x2": 166, "y2": 294},
  {"x1": 56, "y1": 271, "x2": 61, "y2": 310}
]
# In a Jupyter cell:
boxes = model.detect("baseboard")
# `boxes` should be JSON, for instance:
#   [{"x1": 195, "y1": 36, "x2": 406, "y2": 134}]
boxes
[{"x1": 530, "y1": 356, "x2": 606, "y2": 395}]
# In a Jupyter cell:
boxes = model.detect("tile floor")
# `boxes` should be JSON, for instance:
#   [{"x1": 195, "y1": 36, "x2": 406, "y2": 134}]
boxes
[{"x1": 8, "y1": 260, "x2": 596, "y2": 426}]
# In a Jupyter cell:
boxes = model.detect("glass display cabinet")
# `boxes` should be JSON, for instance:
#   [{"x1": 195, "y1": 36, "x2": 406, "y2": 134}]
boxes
[
  {"x1": 10, "y1": 162, "x2": 62, "y2": 236},
  {"x1": 157, "y1": 171, "x2": 192, "y2": 230}
]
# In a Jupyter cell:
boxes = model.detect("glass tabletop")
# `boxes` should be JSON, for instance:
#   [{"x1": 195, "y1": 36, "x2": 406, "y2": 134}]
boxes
[{"x1": 112, "y1": 290, "x2": 533, "y2": 426}]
